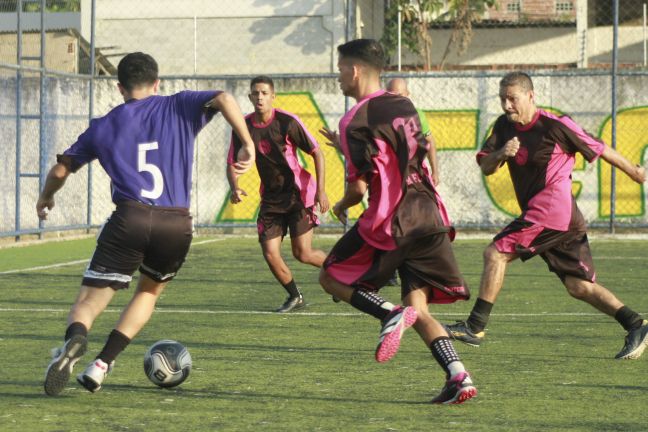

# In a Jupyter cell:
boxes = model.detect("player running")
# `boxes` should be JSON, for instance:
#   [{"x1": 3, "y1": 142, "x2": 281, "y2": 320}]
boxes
[
  {"x1": 227, "y1": 75, "x2": 329, "y2": 313},
  {"x1": 319, "y1": 39, "x2": 476, "y2": 404},
  {"x1": 445, "y1": 72, "x2": 648, "y2": 360},
  {"x1": 39, "y1": 52, "x2": 255, "y2": 395}
]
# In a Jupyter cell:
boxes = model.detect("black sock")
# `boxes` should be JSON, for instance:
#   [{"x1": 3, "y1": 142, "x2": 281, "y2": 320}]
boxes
[
  {"x1": 64, "y1": 322, "x2": 88, "y2": 342},
  {"x1": 350, "y1": 289, "x2": 393, "y2": 321},
  {"x1": 614, "y1": 306, "x2": 643, "y2": 331},
  {"x1": 282, "y1": 279, "x2": 301, "y2": 298},
  {"x1": 466, "y1": 298, "x2": 494, "y2": 333},
  {"x1": 430, "y1": 337, "x2": 462, "y2": 378},
  {"x1": 97, "y1": 329, "x2": 131, "y2": 364}
]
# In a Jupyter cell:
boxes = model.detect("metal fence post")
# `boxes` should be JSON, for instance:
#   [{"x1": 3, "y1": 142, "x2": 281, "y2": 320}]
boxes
[{"x1": 610, "y1": 0, "x2": 619, "y2": 234}]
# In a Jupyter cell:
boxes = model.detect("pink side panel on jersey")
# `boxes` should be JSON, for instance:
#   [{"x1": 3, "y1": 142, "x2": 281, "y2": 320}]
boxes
[
  {"x1": 339, "y1": 96, "x2": 375, "y2": 183},
  {"x1": 356, "y1": 137, "x2": 400, "y2": 251},
  {"x1": 284, "y1": 135, "x2": 317, "y2": 208},
  {"x1": 524, "y1": 143, "x2": 575, "y2": 230}
]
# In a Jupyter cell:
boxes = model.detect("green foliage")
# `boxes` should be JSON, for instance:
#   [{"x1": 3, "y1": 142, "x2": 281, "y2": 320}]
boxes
[
  {"x1": 381, "y1": 0, "x2": 498, "y2": 70},
  {"x1": 1, "y1": 236, "x2": 648, "y2": 431}
]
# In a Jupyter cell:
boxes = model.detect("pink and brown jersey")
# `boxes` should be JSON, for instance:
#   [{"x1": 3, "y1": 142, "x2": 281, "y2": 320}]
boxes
[
  {"x1": 479, "y1": 109, "x2": 605, "y2": 231},
  {"x1": 229, "y1": 108, "x2": 319, "y2": 211},
  {"x1": 339, "y1": 89, "x2": 453, "y2": 251}
]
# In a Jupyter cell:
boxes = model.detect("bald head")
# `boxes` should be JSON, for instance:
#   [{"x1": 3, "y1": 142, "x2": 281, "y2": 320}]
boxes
[{"x1": 386, "y1": 78, "x2": 410, "y2": 97}]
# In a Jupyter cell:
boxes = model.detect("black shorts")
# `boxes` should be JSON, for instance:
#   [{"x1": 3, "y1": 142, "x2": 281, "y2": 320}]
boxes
[
  {"x1": 494, "y1": 219, "x2": 596, "y2": 282},
  {"x1": 83, "y1": 201, "x2": 193, "y2": 290},
  {"x1": 257, "y1": 202, "x2": 319, "y2": 243},
  {"x1": 323, "y1": 224, "x2": 469, "y2": 304}
]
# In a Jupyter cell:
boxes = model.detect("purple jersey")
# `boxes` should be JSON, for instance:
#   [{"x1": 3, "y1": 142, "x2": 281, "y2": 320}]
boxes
[{"x1": 58, "y1": 90, "x2": 219, "y2": 208}]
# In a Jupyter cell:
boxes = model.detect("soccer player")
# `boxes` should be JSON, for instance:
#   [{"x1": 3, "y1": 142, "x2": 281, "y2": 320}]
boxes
[
  {"x1": 38, "y1": 52, "x2": 255, "y2": 395},
  {"x1": 319, "y1": 39, "x2": 477, "y2": 404},
  {"x1": 227, "y1": 75, "x2": 330, "y2": 313},
  {"x1": 385, "y1": 77, "x2": 440, "y2": 186},
  {"x1": 445, "y1": 72, "x2": 648, "y2": 360}
]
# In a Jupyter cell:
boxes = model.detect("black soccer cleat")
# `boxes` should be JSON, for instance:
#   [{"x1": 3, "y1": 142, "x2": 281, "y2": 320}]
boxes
[
  {"x1": 615, "y1": 320, "x2": 648, "y2": 359},
  {"x1": 444, "y1": 321, "x2": 485, "y2": 347},
  {"x1": 276, "y1": 296, "x2": 305, "y2": 313}
]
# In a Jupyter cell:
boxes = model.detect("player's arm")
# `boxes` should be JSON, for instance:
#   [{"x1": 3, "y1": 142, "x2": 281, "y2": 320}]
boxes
[
  {"x1": 311, "y1": 148, "x2": 330, "y2": 213},
  {"x1": 479, "y1": 137, "x2": 520, "y2": 176},
  {"x1": 209, "y1": 92, "x2": 255, "y2": 175},
  {"x1": 425, "y1": 133, "x2": 440, "y2": 186},
  {"x1": 333, "y1": 176, "x2": 367, "y2": 225},
  {"x1": 600, "y1": 146, "x2": 647, "y2": 184},
  {"x1": 226, "y1": 164, "x2": 247, "y2": 204},
  {"x1": 36, "y1": 162, "x2": 72, "y2": 220}
]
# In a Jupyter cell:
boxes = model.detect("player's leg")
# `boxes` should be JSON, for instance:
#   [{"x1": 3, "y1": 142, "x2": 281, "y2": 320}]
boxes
[
  {"x1": 289, "y1": 207, "x2": 327, "y2": 267},
  {"x1": 290, "y1": 228, "x2": 327, "y2": 267},
  {"x1": 259, "y1": 210, "x2": 305, "y2": 312},
  {"x1": 544, "y1": 232, "x2": 648, "y2": 359},
  {"x1": 44, "y1": 206, "x2": 144, "y2": 396},
  {"x1": 320, "y1": 225, "x2": 416, "y2": 362},
  {"x1": 76, "y1": 203, "x2": 192, "y2": 392},
  {"x1": 404, "y1": 287, "x2": 476, "y2": 404},
  {"x1": 446, "y1": 242, "x2": 516, "y2": 346}
]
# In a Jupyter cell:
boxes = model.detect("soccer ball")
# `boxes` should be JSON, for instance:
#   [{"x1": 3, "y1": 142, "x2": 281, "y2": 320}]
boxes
[{"x1": 143, "y1": 340, "x2": 192, "y2": 388}]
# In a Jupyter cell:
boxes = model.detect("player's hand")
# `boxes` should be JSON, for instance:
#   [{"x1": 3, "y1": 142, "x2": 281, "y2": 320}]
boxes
[
  {"x1": 431, "y1": 172, "x2": 440, "y2": 187},
  {"x1": 316, "y1": 191, "x2": 330, "y2": 214},
  {"x1": 229, "y1": 188, "x2": 247, "y2": 204},
  {"x1": 502, "y1": 137, "x2": 520, "y2": 158},
  {"x1": 320, "y1": 127, "x2": 340, "y2": 151},
  {"x1": 36, "y1": 197, "x2": 54, "y2": 220},
  {"x1": 632, "y1": 165, "x2": 646, "y2": 183},
  {"x1": 233, "y1": 147, "x2": 255, "y2": 175},
  {"x1": 333, "y1": 201, "x2": 347, "y2": 225}
]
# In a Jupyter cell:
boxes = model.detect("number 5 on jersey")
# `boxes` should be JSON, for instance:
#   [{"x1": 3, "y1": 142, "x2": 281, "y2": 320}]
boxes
[{"x1": 138, "y1": 142, "x2": 164, "y2": 199}]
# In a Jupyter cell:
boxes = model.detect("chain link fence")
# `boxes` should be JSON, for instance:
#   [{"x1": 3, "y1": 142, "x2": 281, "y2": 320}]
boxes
[{"x1": 2, "y1": 0, "x2": 648, "y2": 239}]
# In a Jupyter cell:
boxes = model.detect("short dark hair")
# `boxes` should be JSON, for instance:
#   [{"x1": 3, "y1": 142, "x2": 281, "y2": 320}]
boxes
[
  {"x1": 250, "y1": 75, "x2": 274, "y2": 91},
  {"x1": 117, "y1": 52, "x2": 158, "y2": 92},
  {"x1": 337, "y1": 39, "x2": 385, "y2": 71},
  {"x1": 500, "y1": 72, "x2": 534, "y2": 91}
]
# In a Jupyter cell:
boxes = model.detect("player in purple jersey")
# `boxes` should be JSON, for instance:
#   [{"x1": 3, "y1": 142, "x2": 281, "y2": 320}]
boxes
[
  {"x1": 319, "y1": 39, "x2": 476, "y2": 405},
  {"x1": 38, "y1": 52, "x2": 255, "y2": 396},
  {"x1": 227, "y1": 76, "x2": 329, "y2": 313},
  {"x1": 446, "y1": 72, "x2": 648, "y2": 360}
]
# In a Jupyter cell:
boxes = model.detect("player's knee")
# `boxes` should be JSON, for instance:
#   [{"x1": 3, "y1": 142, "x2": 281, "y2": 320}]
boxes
[
  {"x1": 292, "y1": 247, "x2": 310, "y2": 263},
  {"x1": 483, "y1": 244, "x2": 505, "y2": 265},
  {"x1": 564, "y1": 277, "x2": 592, "y2": 299},
  {"x1": 318, "y1": 268, "x2": 333, "y2": 292}
]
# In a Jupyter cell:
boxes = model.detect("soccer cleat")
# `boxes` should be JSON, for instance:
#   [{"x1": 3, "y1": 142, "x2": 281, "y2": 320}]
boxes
[
  {"x1": 44, "y1": 334, "x2": 88, "y2": 396},
  {"x1": 331, "y1": 295, "x2": 341, "y2": 303},
  {"x1": 431, "y1": 371, "x2": 477, "y2": 404},
  {"x1": 615, "y1": 320, "x2": 648, "y2": 360},
  {"x1": 275, "y1": 296, "x2": 305, "y2": 313},
  {"x1": 444, "y1": 320, "x2": 485, "y2": 347},
  {"x1": 77, "y1": 358, "x2": 114, "y2": 393},
  {"x1": 386, "y1": 274, "x2": 399, "y2": 286},
  {"x1": 375, "y1": 306, "x2": 417, "y2": 363}
]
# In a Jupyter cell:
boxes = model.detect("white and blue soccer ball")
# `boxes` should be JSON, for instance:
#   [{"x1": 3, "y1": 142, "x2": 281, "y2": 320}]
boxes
[{"x1": 143, "y1": 340, "x2": 192, "y2": 388}]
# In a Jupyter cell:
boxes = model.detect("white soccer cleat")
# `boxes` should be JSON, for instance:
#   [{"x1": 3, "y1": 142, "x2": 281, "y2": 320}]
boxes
[
  {"x1": 77, "y1": 358, "x2": 114, "y2": 393},
  {"x1": 44, "y1": 334, "x2": 87, "y2": 396}
]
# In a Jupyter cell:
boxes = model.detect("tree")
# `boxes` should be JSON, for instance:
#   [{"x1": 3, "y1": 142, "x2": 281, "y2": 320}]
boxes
[{"x1": 381, "y1": 0, "x2": 497, "y2": 70}]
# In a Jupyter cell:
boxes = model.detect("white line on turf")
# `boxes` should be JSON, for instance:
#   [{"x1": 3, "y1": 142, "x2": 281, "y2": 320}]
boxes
[
  {"x1": 0, "y1": 237, "x2": 226, "y2": 275},
  {"x1": 0, "y1": 307, "x2": 622, "y2": 317}
]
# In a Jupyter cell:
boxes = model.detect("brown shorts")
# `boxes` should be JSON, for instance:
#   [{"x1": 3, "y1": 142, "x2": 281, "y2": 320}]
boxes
[
  {"x1": 323, "y1": 224, "x2": 469, "y2": 304},
  {"x1": 494, "y1": 219, "x2": 596, "y2": 282},
  {"x1": 257, "y1": 202, "x2": 319, "y2": 243},
  {"x1": 83, "y1": 201, "x2": 193, "y2": 290}
]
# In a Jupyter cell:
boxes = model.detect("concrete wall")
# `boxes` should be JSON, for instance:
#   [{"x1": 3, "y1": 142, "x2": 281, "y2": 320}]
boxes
[{"x1": 3, "y1": 71, "x2": 648, "y2": 236}]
